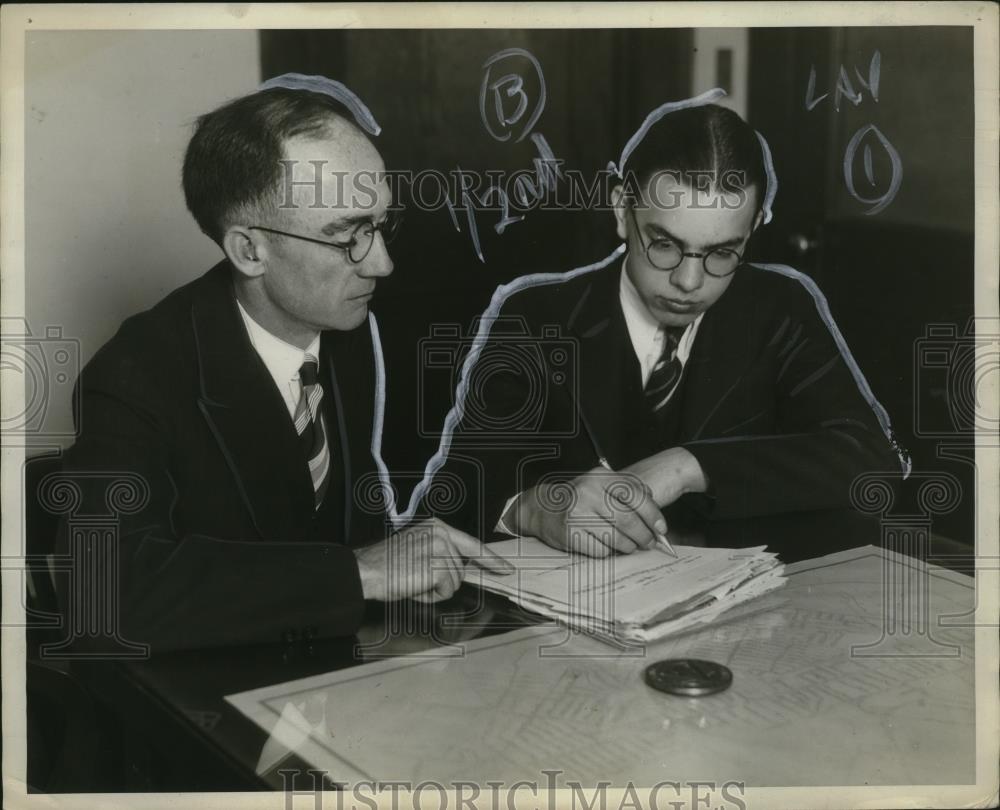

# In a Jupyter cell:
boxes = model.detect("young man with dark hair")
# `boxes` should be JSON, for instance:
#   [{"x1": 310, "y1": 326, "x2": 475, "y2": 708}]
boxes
[
  {"x1": 57, "y1": 83, "x2": 510, "y2": 652},
  {"x1": 438, "y1": 103, "x2": 904, "y2": 557}
]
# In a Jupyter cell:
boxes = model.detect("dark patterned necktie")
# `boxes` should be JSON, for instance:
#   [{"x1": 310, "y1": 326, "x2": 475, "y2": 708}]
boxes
[
  {"x1": 294, "y1": 356, "x2": 331, "y2": 509},
  {"x1": 644, "y1": 326, "x2": 686, "y2": 412}
]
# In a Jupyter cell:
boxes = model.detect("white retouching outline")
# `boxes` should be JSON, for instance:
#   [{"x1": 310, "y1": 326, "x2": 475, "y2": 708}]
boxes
[
  {"x1": 258, "y1": 73, "x2": 383, "y2": 137},
  {"x1": 747, "y1": 262, "x2": 911, "y2": 477},
  {"x1": 608, "y1": 87, "x2": 727, "y2": 178},
  {"x1": 755, "y1": 131, "x2": 778, "y2": 225},
  {"x1": 609, "y1": 87, "x2": 777, "y2": 226},
  {"x1": 370, "y1": 245, "x2": 627, "y2": 528},
  {"x1": 363, "y1": 88, "x2": 907, "y2": 527}
]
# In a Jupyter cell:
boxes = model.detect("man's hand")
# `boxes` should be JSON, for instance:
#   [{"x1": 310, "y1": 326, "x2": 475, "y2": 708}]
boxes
[
  {"x1": 512, "y1": 468, "x2": 666, "y2": 557},
  {"x1": 622, "y1": 447, "x2": 709, "y2": 507},
  {"x1": 353, "y1": 518, "x2": 514, "y2": 603}
]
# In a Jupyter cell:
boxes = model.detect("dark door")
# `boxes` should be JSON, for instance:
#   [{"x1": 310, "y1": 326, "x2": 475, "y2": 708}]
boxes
[{"x1": 747, "y1": 26, "x2": 977, "y2": 544}]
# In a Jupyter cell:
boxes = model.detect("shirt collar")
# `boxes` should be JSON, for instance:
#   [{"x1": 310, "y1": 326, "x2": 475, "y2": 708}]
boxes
[
  {"x1": 619, "y1": 261, "x2": 664, "y2": 359},
  {"x1": 618, "y1": 260, "x2": 705, "y2": 360},
  {"x1": 236, "y1": 299, "x2": 322, "y2": 386}
]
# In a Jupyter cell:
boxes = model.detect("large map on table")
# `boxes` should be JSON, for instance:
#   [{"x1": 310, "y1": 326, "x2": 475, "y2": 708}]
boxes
[{"x1": 226, "y1": 546, "x2": 976, "y2": 787}]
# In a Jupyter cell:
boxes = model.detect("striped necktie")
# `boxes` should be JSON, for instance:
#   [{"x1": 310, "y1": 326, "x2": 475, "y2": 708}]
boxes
[
  {"x1": 644, "y1": 326, "x2": 687, "y2": 412},
  {"x1": 294, "y1": 355, "x2": 331, "y2": 509}
]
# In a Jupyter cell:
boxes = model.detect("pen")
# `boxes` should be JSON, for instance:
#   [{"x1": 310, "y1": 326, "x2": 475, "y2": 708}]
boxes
[
  {"x1": 595, "y1": 456, "x2": 678, "y2": 557},
  {"x1": 574, "y1": 399, "x2": 677, "y2": 558}
]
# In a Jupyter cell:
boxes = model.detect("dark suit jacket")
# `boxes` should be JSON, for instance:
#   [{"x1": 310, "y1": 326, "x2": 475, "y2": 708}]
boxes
[
  {"x1": 436, "y1": 260, "x2": 903, "y2": 536},
  {"x1": 56, "y1": 261, "x2": 387, "y2": 652}
]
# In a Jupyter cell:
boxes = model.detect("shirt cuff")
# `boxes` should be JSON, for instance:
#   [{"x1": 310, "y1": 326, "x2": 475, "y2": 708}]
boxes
[{"x1": 494, "y1": 492, "x2": 523, "y2": 536}]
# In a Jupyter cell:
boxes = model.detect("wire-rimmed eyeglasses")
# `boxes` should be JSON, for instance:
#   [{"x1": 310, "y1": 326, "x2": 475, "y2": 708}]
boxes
[
  {"x1": 628, "y1": 206, "x2": 745, "y2": 278},
  {"x1": 249, "y1": 209, "x2": 403, "y2": 264}
]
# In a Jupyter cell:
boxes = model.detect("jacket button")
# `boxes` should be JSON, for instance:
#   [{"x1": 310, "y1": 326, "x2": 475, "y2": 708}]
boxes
[{"x1": 281, "y1": 629, "x2": 297, "y2": 644}]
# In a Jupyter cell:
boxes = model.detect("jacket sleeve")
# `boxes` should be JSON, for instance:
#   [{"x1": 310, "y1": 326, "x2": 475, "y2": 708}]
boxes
[
  {"x1": 54, "y1": 334, "x2": 366, "y2": 653},
  {"x1": 681, "y1": 280, "x2": 904, "y2": 520}
]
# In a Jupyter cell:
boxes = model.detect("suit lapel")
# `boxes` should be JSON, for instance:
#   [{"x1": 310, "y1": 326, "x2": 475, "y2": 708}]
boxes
[
  {"x1": 568, "y1": 265, "x2": 644, "y2": 468},
  {"x1": 319, "y1": 319, "x2": 382, "y2": 545},
  {"x1": 191, "y1": 264, "x2": 315, "y2": 539},
  {"x1": 678, "y1": 270, "x2": 755, "y2": 440},
  {"x1": 319, "y1": 328, "x2": 368, "y2": 544},
  {"x1": 569, "y1": 262, "x2": 757, "y2": 450}
]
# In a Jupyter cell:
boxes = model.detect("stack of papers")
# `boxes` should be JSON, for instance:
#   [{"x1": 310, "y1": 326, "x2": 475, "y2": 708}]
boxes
[{"x1": 473, "y1": 537, "x2": 785, "y2": 644}]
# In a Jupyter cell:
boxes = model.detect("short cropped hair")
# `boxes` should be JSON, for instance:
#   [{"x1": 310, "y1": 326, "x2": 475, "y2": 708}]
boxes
[
  {"x1": 621, "y1": 103, "x2": 766, "y2": 211},
  {"x1": 182, "y1": 88, "x2": 361, "y2": 245}
]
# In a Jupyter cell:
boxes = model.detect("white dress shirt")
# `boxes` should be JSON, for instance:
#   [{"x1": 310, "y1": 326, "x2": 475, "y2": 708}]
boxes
[
  {"x1": 619, "y1": 263, "x2": 704, "y2": 390},
  {"x1": 496, "y1": 262, "x2": 704, "y2": 534},
  {"x1": 236, "y1": 299, "x2": 322, "y2": 421}
]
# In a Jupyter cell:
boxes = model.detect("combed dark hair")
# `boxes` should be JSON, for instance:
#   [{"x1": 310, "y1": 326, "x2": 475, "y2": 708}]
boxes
[
  {"x1": 621, "y1": 103, "x2": 766, "y2": 209},
  {"x1": 182, "y1": 88, "x2": 361, "y2": 245}
]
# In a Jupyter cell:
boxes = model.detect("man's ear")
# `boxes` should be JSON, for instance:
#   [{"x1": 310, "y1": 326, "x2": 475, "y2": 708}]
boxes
[
  {"x1": 223, "y1": 226, "x2": 266, "y2": 279},
  {"x1": 611, "y1": 184, "x2": 628, "y2": 242}
]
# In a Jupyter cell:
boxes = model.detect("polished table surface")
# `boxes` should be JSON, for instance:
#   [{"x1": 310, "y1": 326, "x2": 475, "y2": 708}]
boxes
[{"x1": 70, "y1": 509, "x2": 977, "y2": 792}]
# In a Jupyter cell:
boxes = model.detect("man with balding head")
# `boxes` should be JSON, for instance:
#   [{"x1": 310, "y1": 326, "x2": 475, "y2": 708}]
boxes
[{"x1": 57, "y1": 80, "x2": 510, "y2": 652}]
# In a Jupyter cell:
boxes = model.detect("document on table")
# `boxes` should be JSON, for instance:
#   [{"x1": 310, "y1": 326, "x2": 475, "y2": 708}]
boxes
[{"x1": 471, "y1": 536, "x2": 785, "y2": 643}]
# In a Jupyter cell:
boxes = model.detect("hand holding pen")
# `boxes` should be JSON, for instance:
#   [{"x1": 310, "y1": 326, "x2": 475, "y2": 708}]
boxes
[
  {"x1": 595, "y1": 456, "x2": 678, "y2": 557},
  {"x1": 573, "y1": 398, "x2": 682, "y2": 557},
  {"x1": 504, "y1": 399, "x2": 681, "y2": 558},
  {"x1": 512, "y1": 469, "x2": 677, "y2": 558}
]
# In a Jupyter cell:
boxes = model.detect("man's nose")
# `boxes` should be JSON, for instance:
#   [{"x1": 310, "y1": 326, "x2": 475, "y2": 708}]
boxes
[
  {"x1": 360, "y1": 232, "x2": 394, "y2": 278},
  {"x1": 670, "y1": 255, "x2": 705, "y2": 293}
]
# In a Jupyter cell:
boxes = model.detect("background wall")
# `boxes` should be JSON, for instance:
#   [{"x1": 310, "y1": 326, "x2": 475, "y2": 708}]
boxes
[{"x1": 25, "y1": 30, "x2": 260, "y2": 445}]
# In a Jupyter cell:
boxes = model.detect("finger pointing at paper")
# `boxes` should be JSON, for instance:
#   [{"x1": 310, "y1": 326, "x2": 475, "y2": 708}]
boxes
[{"x1": 354, "y1": 517, "x2": 515, "y2": 603}]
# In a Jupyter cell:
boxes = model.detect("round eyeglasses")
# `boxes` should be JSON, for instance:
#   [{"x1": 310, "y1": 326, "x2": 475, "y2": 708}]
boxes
[
  {"x1": 249, "y1": 209, "x2": 403, "y2": 264},
  {"x1": 628, "y1": 207, "x2": 744, "y2": 278}
]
